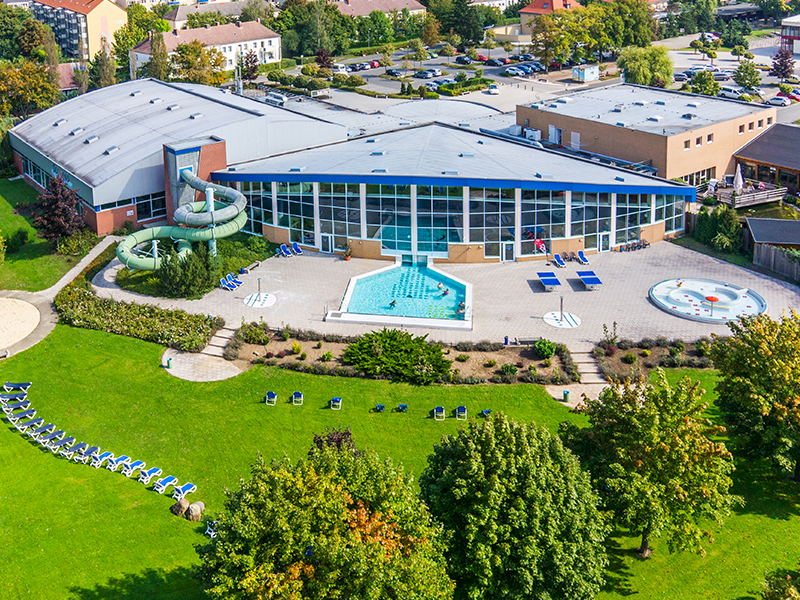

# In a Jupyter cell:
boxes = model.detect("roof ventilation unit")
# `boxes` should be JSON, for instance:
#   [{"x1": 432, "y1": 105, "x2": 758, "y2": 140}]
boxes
[
  {"x1": 615, "y1": 176, "x2": 625, "y2": 181},
  {"x1": 53, "y1": 119, "x2": 67, "y2": 127},
  {"x1": 190, "y1": 112, "x2": 203, "y2": 119},
  {"x1": 556, "y1": 97, "x2": 573, "y2": 103},
  {"x1": 104, "y1": 146, "x2": 119, "y2": 155},
  {"x1": 167, "y1": 103, "x2": 180, "y2": 111},
  {"x1": 687, "y1": 101, "x2": 702, "y2": 108},
  {"x1": 615, "y1": 121, "x2": 629, "y2": 127},
  {"x1": 611, "y1": 104, "x2": 624, "y2": 112},
  {"x1": 372, "y1": 168, "x2": 387, "y2": 173},
  {"x1": 366, "y1": 138, "x2": 380, "y2": 143},
  {"x1": 633, "y1": 100, "x2": 649, "y2": 106},
  {"x1": 370, "y1": 150, "x2": 385, "y2": 156},
  {"x1": 536, "y1": 172, "x2": 553, "y2": 179},
  {"x1": 655, "y1": 99, "x2": 668, "y2": 105},
  {"x1": 548, "y1": 103, "x2": 559, "y2": 108},
  {"x1": 399, "y1": 121, "x2": 410, "y2": 125},
  {"x1": 647, "y1": 115, "x2": 663, "y2": 122},
  {"x1": 130, "y1": 90, "x2": 142, "y2": 97},
  {"x1": 227, "y1": 166, "x2": 238, "y2": 171},
  {"x1": 289, "y1": 166, "x2": 306, "y2": 172},
  {"x1": 681, "y1": 113, "x2": 696, "y2": 119},
  {"x1": 69, "y1": 127, "x2": 83, "y2": 136},
  {"x1": 442, "y1": 169, "x2": 458, "y2": 174},
  {"x1": 84, "y1": 135, "x2": 99, "y2": 144},
  {"x1": 150, "y1": 98, "x2": 163, "y2": 104},
  {"x1": 478, "y1": 140, "x2": 492, "y2": 145},
  {"x1": 460, "y1": 152, "x2": 474, "y2": 157},
  {"x1": 459, "y1": 122, "x2": 470, "y2": 127}
]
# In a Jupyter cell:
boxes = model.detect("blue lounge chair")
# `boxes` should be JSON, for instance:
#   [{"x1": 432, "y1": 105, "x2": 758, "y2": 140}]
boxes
[
  {"x1": 434, "y1": 406, "x2": 445, "y2": 421},
  {"x1": 220, "y1": 278, "x2": 236, "y2": 291},
  {"x1": 39, "y1": 429, "x2": 65, "y2": 446},
  {"x1": 537, "y1": 272, "x2": 561, "y2": 292},
  {"x1": 49, "y1": 436, "x2": 75, "y2": 453},
  {"x1": 28, "y1": 423, "x2": 55, "y2": 440},
  {"x1": 107, "y1": 455, "x2": 131, "y2": 472},
  {"x1": 7, "y1": 407, "x2": 35, "y2": 424},
  {"x1": 139, "y1": 467, "x2": 162, "y2": 485},
  {"x1": 154, "y1": 475, "x2": 178, "y2": 494},
  {"x1": 553, "y1": 253, "x2": 567, "y2": 268},
  {"x1": 61, "y1": 442, "x2": 87, "y2": 460},
  {"x1": 91, "y1": 451, "x2": 114, "y2": 469},
  {"x1": 3, "y1": 382, "x2": 31, "y2": 393},
  {"x1": 0, "y1": 391, "x2": 27, "y2": 403},
  {"x1": 456, "y1": 406, "x2": 467, "y2": 420},
  {"x1": 75, "y1": 445, "x2": 100, "y2": 464},
  {"x1": 330, "y1": 397, "x2": 342, "y2": 410},
  {"x1": 280, "y1": 244, "x2": 292, "y2": 258},
  {"x1": 375, "y1": 404, "x2": 385, "y2": 413},
  {"x1": 122, "y1": 460, "x2": 146, "y2": 478},
  {"x1": 291, "y1": 242, "x2": 304, "y2": 256},
  {"x1": 397, "y1": 404, "x2": 407, "y2": 413},
  {"x1": 293, "y1": 391, "x2": 303, "y2": 405},
  {"x1": 16, "y1": 417, "x2": 43, "y2": 433},
  {"x1": 226, "y1": 273, "x2": 243, "y2": 288},
  {"x1": 577, "y1": 250, "x2": 590, "y2": 265},
  {"x1": 172, "y1": 482, "x2": 197, "y2": 501},
  {"x1": 576, "y1": 270, "x2": 603, "y2": 291},
  {"x1": 265, "y1": 391, "x2": 277, "y2": 405},
  {"x1": 481, "y1": 409, "x2": 492, "y2": 418},
  {"x1": 3, "y1": 398, "x2": 31, "y2": 414}
]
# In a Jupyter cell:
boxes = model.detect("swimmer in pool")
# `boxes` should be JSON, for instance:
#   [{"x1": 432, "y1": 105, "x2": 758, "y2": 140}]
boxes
[
  {"x1": 437, "y1": 282, "x2": 443, "y2": 290},
  {"x1": 389, "y1": 300, "x2": 397, "y2": 308},
  {"x1": 443, "y1": 288, "x2": 450, "y2": 296}
]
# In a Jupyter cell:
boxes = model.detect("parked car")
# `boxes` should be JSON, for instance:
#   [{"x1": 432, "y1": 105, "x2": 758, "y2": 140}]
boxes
[
  {"x1": 488, "y1": 83, "x2": 500, "y2": 95},
  {"x1": 428, "y1": 67, "x2": 442, "y2": 76},
  {"x1": 385, "y1": 68, "x2": 402, "y2": 77},
  {"x1": 519, "y1": 53, "x2": 534, "y2": 61},
  {"x1": 767, "y1": 95, "x2": 792, "y2": 106},
  {"x1": 504, "y1": 67, "x2": 524, "y2": 76},
  {"x1": 673, "y1": 73, "x2": 688, "y2": 82},
  {"x1": 699, "y1": 32, "x2": 720, "y2": 42},
  {"x1": 713, "y1": 72, "x2": 732, "y2": 81},
  {"x1": 485, "y1": 58, "x2": 504, "y2": 67},
  {"x1": 718, "y1": 86, "x2": 746, "y2": 99},
  {"x1": 743, "y1": 87, "x2": 764, "y2": 98},
  {"x1": 414, "y1": 70, "x2": 434, "y2": 79},
  {"x1": 345, "y1": 64, "x2": 357, "y2": 72},
  {"x1": 499, "y1": 57, "x2": 511, "y2": 64},
  {"x1": 357, "y1": 62, "x2": 371, "y2": 70},
  {"x1": 517, "y1": 64, "x2": 534, "y2": 74},
  {"x1": 509, "y1": 54, "x2": 522, "y2": 61},
  {"x1": 369, "y1": 60, "x2": 380, "y2": 68},
  {"x1": 475, "y1": 54, "x2": 488, "y2": 61},
  {"x1": 530, "y1": 62, "x2": 545, "y2": 72},
  {"x1": 778, "y1": 91, "x2": 800, "y2": 102},
  {"x1": 455, "y1": 55, "x2": 473, "y2": 65}
]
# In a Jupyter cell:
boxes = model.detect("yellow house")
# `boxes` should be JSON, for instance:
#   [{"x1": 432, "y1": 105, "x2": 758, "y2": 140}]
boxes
[{"x1": 30, "y1": 0, "x2": 127, "y2": 61}]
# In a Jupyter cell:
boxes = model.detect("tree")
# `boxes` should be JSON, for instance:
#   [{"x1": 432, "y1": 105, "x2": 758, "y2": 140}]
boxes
[
  {"x1": 420, "y1": 413, "x2": 608, "y2": 600},
  {"x1": 89, "y1": 43, "x2": 117, "y2": 90},
  {"x1": 733, "y1": 59, "x2": 761, "y2": 90},
  {"x1": 421, "y1": 15, "x2": 441, "y2": 47},
  {"x1": 42, "y1": 27, "x2": 60, "y2": 89},
  {"x1": 186, "y1": 11, "x2": 232, "y2": 29},
  {"x1": 761, "y1": 563, "x2": 800, "y2": 599},
  {"x1": 0, "y1": 4, "x2": 30, "y2": 59},
  {"x1": 141, "y1": 32, "x2": 170, "y2": 81},
  {"x1": 732, "y1": 44, "x2": 746, "y2": 62},
  {"x1": 691, "y1": 69, "x2": 721, "y2": 96},
  {"x1": 315, "y1": 47, "x2": 332, "y2": 68},
  {"x1": 196, "y1": 444, "x2": 454, "y2": 600},
  {"x1": 771, "y1": 48, "x2": 796, "y2": 82},
  {"x1": 170, "y1": 40, "x2": 226, "y2": 85},
  {"x1": 378, "y1": 43, "x2": 394, "y2": 71},
  {"x1": 711, "y1": 312, "x2": 800, "y2": 480},
  {"x1": 113, "y1": 4, "x2": 169, "y2": 81},
  {"x1": 529, "y1": 14, "x2": 568, "y2": 68},
  {"x1": 407, "y1": 38, "x2": 428, "y2": 68},
  {"x1": 561, "y1": 372, "x2": 741, "y2": 558},
  {"x1": 449, "y1": 0, "x2": 482, "y2": 43},
  {"x1": 0, "y1": 59, "x2": 58, "y2": 117},
  {"x1": 33, "y1": 175, "x2": 84, "y2": 243},
  {"x1": 241, "y1": 0, "x2": 268, "y2": 22},
  {"x1": 18, "y1": 18, "x2": 45, "y2": 57},
  {"x1": 241, "y1": 49, "x2": 259, "y2": 84},
  {"x1": 617, "y1": 45, "x2": 672, "y2": 86},
  {"x1": 603, "y1": 0, "x2": 654, "y2": 49},
  {"x1": 74, "y1": 40, "x2": 89, "y2": 94}
]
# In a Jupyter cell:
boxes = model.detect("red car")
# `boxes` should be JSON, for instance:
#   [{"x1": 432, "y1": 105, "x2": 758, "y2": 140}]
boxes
[
  {"x1": 499, "y1": 57, "x2": 511, "y2": 64},
  {"x1": 475, "y1": 54, "x2": 488, "y2": 62},
  {"x1": 369, "y1": 60, "x2": 380, "y2": 68},
  {"x1": 777, "y1": 91, "x2": 800, "y2": 102}
]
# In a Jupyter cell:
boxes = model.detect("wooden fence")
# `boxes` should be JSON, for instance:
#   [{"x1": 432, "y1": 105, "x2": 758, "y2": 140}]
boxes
[{"x1": 753, "y1": 243, "x2": 800, "y2": 281}]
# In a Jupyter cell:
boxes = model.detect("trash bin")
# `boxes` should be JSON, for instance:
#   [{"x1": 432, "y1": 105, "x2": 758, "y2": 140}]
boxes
[
  {"x1": 504, "y1": 336, "x2": 509, "y2": 346},
  {"x1": 563, "y1": 390, "x2": 569, "y2": 403},
  {"x1": 167, "y1": 357, "x2": 173, "y2": 369},
  {"x1": 240, "y1": 267, "x2": 245, "y2": 275}
]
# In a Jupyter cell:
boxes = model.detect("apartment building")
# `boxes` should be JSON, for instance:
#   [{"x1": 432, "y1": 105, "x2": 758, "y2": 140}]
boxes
[{"x1": 30, "y1": 0, "x2": 127, "y2": 60}]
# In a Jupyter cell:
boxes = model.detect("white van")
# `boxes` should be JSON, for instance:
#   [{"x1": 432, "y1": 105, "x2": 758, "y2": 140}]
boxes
[
  {"x1": 333, "y1": 63, "x2": 347, "y2": 74},
  {"x1": 262, "y1": 91, "x2": 288, "y2": 106},
  {"x1": 718, "y1": 86, "x2": 745, "y2": 100}
]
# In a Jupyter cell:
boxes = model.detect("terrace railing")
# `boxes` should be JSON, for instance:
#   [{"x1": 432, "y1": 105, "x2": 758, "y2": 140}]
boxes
[{"x1": 716, "y1": 184, "x2": 786, "y2": 208}]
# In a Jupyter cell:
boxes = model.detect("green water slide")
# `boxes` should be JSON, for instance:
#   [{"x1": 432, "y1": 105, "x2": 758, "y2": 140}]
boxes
[{"x1": 116, "y1": 170, "x2": 248, "y2": 271}]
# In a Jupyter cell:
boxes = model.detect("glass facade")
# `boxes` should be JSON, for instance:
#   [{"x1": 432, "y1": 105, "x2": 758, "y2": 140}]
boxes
[
  {"x1": 319, "y1": 183, "x2": 360, "y2": 252},
  {"x1": 22, "y1": 156, "x2": 50, "y2": 189},
  {"x1": 417, "y1": 185, "x2": 463, "y2": 255},
  {"x1": 616, "y1": 193, "x2": 652, "y2": 243},
  {"x1": 276, "y1": 181, "x2": 314, "y2": 244},
  {"x1": 655, "y1": 194, "x2": 684, "y2": 233},
  {"x1": 570, "y1": 192, "x2": 611, "y2": 252},
  {"x1": 520, "y1": 189, "x2": 566, "y2": 256},
  {"x1": 468, "y1": 187, "x2": 515, "y2": 258},
  {"x1": 136, "y1": 192, "x2": 167, "y2": 221},
  {"x1": 241, "y1": 181, "x2": 273, "y2": 235},
  {"x1": 365, "y1": 184, "x2": 412, "y2": 252}
]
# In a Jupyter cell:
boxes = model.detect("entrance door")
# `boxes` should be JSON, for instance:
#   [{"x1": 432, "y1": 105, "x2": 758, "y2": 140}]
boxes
[
  {"x1": 599, "y1": 233, "x2": 611, "y2": 252},
  {"x1": 501, "y1": 241, "x2": 515, "y2": 262},
  {"x1": 320, "y1": 234, "x2": 333, "y2": 253}
]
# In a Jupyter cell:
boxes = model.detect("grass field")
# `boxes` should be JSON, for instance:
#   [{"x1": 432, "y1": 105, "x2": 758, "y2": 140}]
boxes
[
  {"x1": 0, "y1": 179, "x2": 82, "y2": 291},
  {"x1": 738, "y1": 201, "x2": 800, "y2": 221},
  {"x1": 3, "y1": 329, "x2": 800, "y2": 599}
]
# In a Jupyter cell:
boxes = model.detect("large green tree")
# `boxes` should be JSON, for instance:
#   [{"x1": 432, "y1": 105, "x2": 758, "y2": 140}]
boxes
[
  {"x1": 0, "y1": 59, "x2": 58, "y2": 117},
  {"x1": 561, "y1": 372, "x2": 741, "y2": 558},
  {"x1": 186, "y1": 10, "x2": 233, "y2": 29},
  {"x1": 617, "y1": 45, "x2": 673, "y2": 86},
  {"x1": 711, "y1": 312, "x2": 800, "y2": 480},
  {"x1": 89, "y1": 44, "x2": 117, "y2": 90},
  {"x1": 733, "y1": 59, "x2": 762, "y2": 91},
  {"x1": 141, "y1": 31, "x2": 170, "y2": 81},
  {"x1": 196, "y1": 443, "x2": 454, "y2": 600},
  {"x1": 0, "y1": 4, "x2": 30, "y2": 59},
  {"x1": 241, "y1": 0, "x2": 269, "y2": 22},
  {"x1": 18, "y1": 18, "x2": 45, "y2": 57},
  {"x1": 170, "y1": 40, "x2": 226, "y2": 85},
  {"x1": 528, "y1": 13, "x2": 569, "y2": 68},
  {"x1": 691, "y1": 69, "x2": 721, "y2": 96},
  {"x1": 113, "y1": 4, "x2": 169, "y2": 81},
  {"x1": 603, "y1": 0, "x2": 654, "y2": 49},
  {"x1": 420, "y1": 413, "x2": 608, "y2": 600}
]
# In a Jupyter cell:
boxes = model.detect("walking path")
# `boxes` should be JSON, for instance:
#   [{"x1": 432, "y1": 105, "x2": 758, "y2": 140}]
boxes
[{"x1": 544, "y1": 351, "x2": 608, "y2": 408}]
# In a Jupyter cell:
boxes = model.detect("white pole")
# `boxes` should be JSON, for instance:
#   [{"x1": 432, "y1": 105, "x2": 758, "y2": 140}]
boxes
[{"x1": 206, "y1": 187, "x2": 216, "y2": 257}]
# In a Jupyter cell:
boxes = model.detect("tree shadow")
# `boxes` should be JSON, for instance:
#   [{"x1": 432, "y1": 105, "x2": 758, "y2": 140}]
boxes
[
  {"x1": 67, "y1": 566, "x2": 200, "y2": 600},
  {"x1": 600, "y1": 534, "x2": 638, "y2": 596},
  {"x1": 730, "y1": 458, "x2": 800, "y2": 520}
]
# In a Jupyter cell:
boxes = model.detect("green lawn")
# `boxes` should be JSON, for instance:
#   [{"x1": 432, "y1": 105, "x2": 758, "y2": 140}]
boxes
[
  {"x1": 0, "y1": 325, "x2": 582, "y2": 599},
  {"x1": 737, "y1": 201, "x2": 800, "y2": 221},
  {"x1": 0, "y1": 178, "x2": 82, "y2": 291},
  {"x1": 671, "y1": 236, "x2": 752, "y2": 268}
]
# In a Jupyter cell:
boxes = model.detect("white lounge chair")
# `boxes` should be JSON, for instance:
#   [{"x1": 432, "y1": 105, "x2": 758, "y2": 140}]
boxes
[
  {"x1": 15, "y1": 417, "x2": 43, "y2": 433},
  {"x1": 122, "y1": 460, "x2": 146, "y2": 478},
  {"x1": 330, "y1": 397, "x2": 342, "y2": 410},
  {"x1": 107, "y1": 455, "x2": 131, "y2": 472},
  {"x1": 3, "y1": 398, "x2": 30, "y2": 414},
  {"x1": 139, "y1": 467, "x2": 162, "y2": 485},
  {"x1": 91, "y1": 451, "x2": 114, "y2": 469},
  {"x1": 75, "y1": 446, "x2": 100, "y2": 464},
  {"x1": 38, "y1": 429, "x2": 65, "y2": 446},
  {"x1": 456, "y1": 406, "x2": 467, "y2": 421},
  {"x1": 3, "y1": 382, "x2": 31, "y2": 392},
  {"x1": 61, "y1": 442, "x2": 87, "y2": 460},
  {"x1": 49, "y1": 436, "x2": 75, "y2": 453},
  {"x1": 205, "y1": 520, "x2": 218, "y2": 539},
  {"x1": 27, "y1": 423, "x2": 54, "y2": 441},
  {"x1": 7, "y1": 408, "x2": 35, "y2": 424},
  {"x1": 172, "y1": 482, "x2": 196, "y2": 501},
  {"x1": 154, "y1": 475, "x2": 178, "y2": 494},
  {"x1": 265, "y1": 391, "x2": 277, "y2": 405},
  {"x1": 293, "y1": 391, "x2": 303, "y2": 405}
]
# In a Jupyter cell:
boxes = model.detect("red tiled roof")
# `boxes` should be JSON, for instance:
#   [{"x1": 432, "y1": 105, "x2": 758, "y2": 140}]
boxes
[
  {"x1": 31, "y1": 0, "x2": 120, "y2": 16},
  {"x1": 134, "y1": 20, "x2": 279, "y2": 54},
  {"x1": 519, "y1": 0, "x2": 578, "y2": 14},
  {"x1": 331, "y1": 0, "x2": 425, "y2": 18}
]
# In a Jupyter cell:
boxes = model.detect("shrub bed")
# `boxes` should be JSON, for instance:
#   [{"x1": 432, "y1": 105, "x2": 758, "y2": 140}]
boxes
[
  {"x1": 437, "y1": 78, "x2": 493, "y2": 96},
  {"x1": 595, "y1": 337, "x2": 715, "y2": 381}
]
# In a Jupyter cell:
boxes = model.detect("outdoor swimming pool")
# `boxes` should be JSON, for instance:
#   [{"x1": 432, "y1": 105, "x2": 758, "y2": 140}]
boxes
[
  {"x1": 649, "y1": 278, "x2": 767, "y2": 323},
  {"x1": 326, "y1": 263, "x2": 473, "y2": 330}
]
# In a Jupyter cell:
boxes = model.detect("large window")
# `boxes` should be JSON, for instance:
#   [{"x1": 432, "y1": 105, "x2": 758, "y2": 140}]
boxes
[
  {"x1": 655, "y1": 194, "x2": 684, "y2": 233},
  {"x1": 365, "y1": 184, "x2": 411, "y2": 252},
  {"x1": 22, "y1": 156, "x2": 50, "y2": 189},
  {"x1": 570, "y1": 191, "x2": 611, "y2": 251},
  {"x1": 417, "y1": 184, "x2": 463, "y2": 254},
  {"x1": 276, "y1": 182, "x2": 314, "y2": 244},
  {"x1": 616, "y1": 193, "x2": 652, "y2": 243},
  {"x1": 241, "y1": 181, "x2": 273, "y2": 235},
  {"x1": 319, "y1": 182, "x2": 360, "y2": 251},
  {"x1": 469, "y1": 187, "x2": 515, "y2": 258},
  {"x1": 136, "y1": 192, "x2": 166, "y2": 221},
  {"x1": 519, "y1": 189, "x2": 566, "y2": 256}
]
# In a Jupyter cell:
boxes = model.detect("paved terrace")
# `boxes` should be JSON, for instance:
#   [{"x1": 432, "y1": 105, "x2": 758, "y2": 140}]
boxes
[{"x1": 93, "y1": 242, "x2": 800, "y2": 352}]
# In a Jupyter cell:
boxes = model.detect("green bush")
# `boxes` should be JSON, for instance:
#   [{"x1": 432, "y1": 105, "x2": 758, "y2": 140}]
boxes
[
  {"x1": 623, "y1": 352, "x2": 638, "y2": 364},
  {"x1": 321, "y1": 350, "x2": 333, "y2": 362},
  {"x1": 282, "y1": 331, "x2": 290, "y2": 341},
  {"x1": 535, "y1": 338, "x2": 556, "y2": 359},
  {"x1": 343, "y1": 328, "x2": 451, "y2": 385},
  {"x1": 300, "y1": 63, "x2": 319, "y2": 76},
  {"x1": 57, "y1": 228, "x2": 99, "y2": 256},
  {"x1": 6, "y1": 227, "x2": 28, "y2": 253},
  {"x1": 332, "y1": 73, "x2": 348, "y2": 85},
  {"x1": 456, "y1": 354, "x2": 469, "y2": 362},
  {"x1": 642, "y1": 349, "x2": 651, "y2": 357},
  {"x1": 0, "y1": 230, "x2": 5, "y2": 267},
  {"x1": 500, "y1": 363, "x2": 518, "y2": 375},
  {"x1": 158, "y1": 243, "x2": 219, "y2": 300},
  {"x1": 293, "y1": 74, "x2": 310, "y2": 89},
  {"x1": 486, "y1": 359, "x2": 497, "y2": 368},
  {"x1": 241, "y1": 318, "x2": 270, "y2": 345},
  {"x1": 316, "y1": 341, "x2": 323, "y2": 349},
  {"x1": 292, "y1": 341, "x2": 303, "y2": 355},
  {"x1": 695, "y1": 339, "x2": 711, "y2": 356},
  {"x1": 543, "y1": 358, "x2": 552, "y2": 368},
  {"x1": 299, "y1": 352, "x2": 307, "y2": 361},
  {"x1": 307, "y1": 78, "x2": 329, "y2": 91},
  {"x1": 346, "y1": 74, "x2": 366, "y2": 87}
]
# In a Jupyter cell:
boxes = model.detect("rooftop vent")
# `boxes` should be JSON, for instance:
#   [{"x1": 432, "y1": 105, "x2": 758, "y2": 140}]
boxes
[
  {"x1": 442, "y1": 169, "x2": 458, "y2": 175},
  {"x1": 556, "y1": 97, "x2": 573, "y2": 103},
  {"x1": 687, "y1": 101, "x2": 702, "y2": 108},
  {"x1": 53, "y1": 118, "x2": 67, "y2": 127},
  {"x1": 372, "y1": 168, "x2": 387, "y2": 173},
  {"x1": 84, "y1": 135, "x2": 99, "y2": 144},
  {"x1": 459, "y1": 122, "x2": 470, "y2": 127},
  {"x1": 289, "y1": 166, "x2": 306, "y2": 172},
  {"x1": 104, "y1": 146, "x2": 119, "y2": 155},
  {"x1": 190, "y1": 112, "x2": 203, "y2": 119},
  {"x1": 370, "y1": 150, "x2": 385, "y2": 156},
  {"x1": 536, "y1": 172, "x2": 553, "y2": 179},
  {"x1": 227, "y1": 166, "x2": 238, "y2": 171},
  {"x1": 150, "y1": 98, "x2": 163, "y2": 104},
  {"x1": 548, "y1": 103, "x2": 559, "y2": 108},
  {"x1": 366, "y1": 138, "x2": 380, "y2": 143},
  {"x1": 460, "y1": 152, "x2": 474, "y2": 157},
  {"x1": 478, "y1": 140, "x2": 492, "y2": 145},
  {"x1": 130, "y1": 90, "x2": 142, "y2": 97},
  {"x1": 647, "y1": 115, "x2": 663, "y2": 122},
  {"x1": 655, "y1": 99, "x2": 668, "y2": 105},
  {"x1": 616, "y1": 121, "x2": 629, "y2": 127},
  {"x1": 611, "y1": 104, "x2": 624, "y2": 112},
  {"x1": 633, "y1": 100, "x2": 649, "y2": 106},
  {"x1": 167, "y1": 103, "x2": 180, "y2": 111},
  {"x1": 681, "y1": 113, "x2": 697, "y2": 119},
  {"x1": 615, "y1": 176, "x2": 625, "y2": 181},
  {"x1": 399, "y1": 121, "x2": 410, "y2": 125},
  {"x1": 69, "y1": 127, "x2": 83, "y2": 136}
]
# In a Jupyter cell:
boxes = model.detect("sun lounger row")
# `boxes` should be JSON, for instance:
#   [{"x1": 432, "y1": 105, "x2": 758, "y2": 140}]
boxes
[
  {"x1": 1, "y1": 386, "x2": 196, "y2": 502},
  {"x1": 278, "y1": 242, "x2": 304, "y2": 258},
  {"x1": 553, "y1": 251, "x2": 590, "y2": 268},
  {"x1": 618, "y1": 239, "x2": 650, "y2": 252},
  {"x1": 220, "y1": 272, "x2": 244, "y2": 292}
]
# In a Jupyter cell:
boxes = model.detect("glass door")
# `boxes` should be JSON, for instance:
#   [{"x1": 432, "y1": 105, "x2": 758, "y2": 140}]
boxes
[
  {"x1": 501, "y1": 241, "x2": 515, "y2": 262},
  {"x1": 320, "y1": 234, "x2": 333, "y2": 253},
  {"x1": 599, "y1": 233, "x2": 610, "y2": 252}
]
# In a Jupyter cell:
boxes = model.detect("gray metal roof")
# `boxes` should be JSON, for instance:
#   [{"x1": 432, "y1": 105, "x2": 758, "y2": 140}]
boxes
[
  {"x1": 221, "y1": 122, "x2": 690, "y2": 191},
  {"x1": 746, "y1": 218, "x2": 800, "y2": 245},
  {"x1": 735, "y1": 123, "x2": 800, "y2": 171},
  {"x1": 10, "y1": 79, "x2": 344, "y2": 190},
  {"x1": 524, "y1": 84, "x2": 772, "y2": 136}
]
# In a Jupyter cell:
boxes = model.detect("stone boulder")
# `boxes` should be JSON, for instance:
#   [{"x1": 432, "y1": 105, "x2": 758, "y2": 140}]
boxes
[
  {"x1": 170, "y1": 498, "x2": 189, "y2": 517},
  {"x1": 185, "y1": 501, "x2": 205, "y2": 522}
]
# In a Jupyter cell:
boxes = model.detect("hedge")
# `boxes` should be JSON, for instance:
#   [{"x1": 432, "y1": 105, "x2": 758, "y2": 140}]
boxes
[
  {"x1": 260, "y1": 59, "x2": 296, "y2": 74},
  {"x1": 54, "y1": 242, "x2": 224, "y2": 352},
  {"x1": 437, "y1": 78, "x2": 493, "y2": 96}
]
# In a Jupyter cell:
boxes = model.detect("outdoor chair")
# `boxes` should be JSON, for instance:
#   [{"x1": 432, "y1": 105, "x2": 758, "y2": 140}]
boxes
[
  {"x1": 49, "y1": 436, "x2": 75, "y2": 454},
  {"x1": 434, "y1": 406, "x2": 445, "y2": 421},
  {"x1": 481, "y1": 409, "x2": 492, "y2": 418},
  {"x1": 553, "y1": 253, "x2": 567, "y2": 268},
  {"x1": 107, "y1": 455, "x2": 131, "y2": 472},
  {"x1": 291, "y1": 242, "x2": 304, "y2": 256},
  {"x1": 375, "y1": 404, "x2": 385, "y2": 413},
  {"x1": 330, "y1": 397, "x2": 342, "y2": 410},
  {"x1": 139, "y1": 467, "x2": 162, "y2": 485},
  {"x1": 226, "y1": 273, "x2": 243, "y2": 288},
  {"x1": 577, "y1": 250, "x2": 590, "y2": 265},
  {"x1": 172, "y1": 482, "x2": 197, "y2": 501},
  {"x1": 2, "y1": 398, "x2": 29, "y2": 413},
  {"x1": 219, "y1": 278, "x2": 236, "y2": 291},
  {"x1": 75, "y1": 446, "x2": 100, "y2": 464},
  {"x1": 456, "y1": 406, "x2": 467, "y2": 421},
  {"x1": 27, "y1": 423, "x2": 54, "y2": 441},
  {"x1": 38, "y1": 429, "x2": 65, "y2": 446},
  {"x1": 61, "y1": 442, "x2": 87, "y2": 460},
  {"x1": 569, "y1": 252, "x2": 578, "y2": 262},
  {"x1": 280, "y1": 244, "x2": 292, "y2": 258},
  {"x1": 16, "y1": 417, "x2": 43, "y2": 434},
  {"x1": 154, "y1": 475, "x2": 178, "y2": 494},
  {"x1": 265, "y1": 391, "x2": 277, "y2": 405},
  {"x1": 641, "y1": 238, "x2": 650, "y2": 248},
  {"x1": 396, "y1": 404, "x2": 407, "y2": 413},
  {"x1": 91, "y1": 451, "x2": 114, "y2": 469},
  {"x1": 205, "y1": 520, "x2": 218, "y2": 539},
  {"x1": 3, "y1": 382, "x2": 31, "y2": 393},
  {"x1": 7, "y1": 407, "x2": 35, "y2": 424},
  {"x1": 293, "y1": 391, "x2": 303, "y2": 405},
  {"x1": 122, "y1": 460, "x2": 146, "y2": 478}
]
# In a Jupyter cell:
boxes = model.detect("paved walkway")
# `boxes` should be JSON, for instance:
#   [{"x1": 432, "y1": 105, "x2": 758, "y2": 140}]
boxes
[
  {"x1": 162, "y1": 348, "x2": 244, "y2": 382},
  {"x1": 544, "y1": 351, "x2": 608, "y2": 408}
]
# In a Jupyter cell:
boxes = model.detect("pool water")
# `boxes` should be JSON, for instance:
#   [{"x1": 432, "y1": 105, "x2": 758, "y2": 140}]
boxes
[{"x1": 345, "y1": 266, "x2": 467, "y2": 320}]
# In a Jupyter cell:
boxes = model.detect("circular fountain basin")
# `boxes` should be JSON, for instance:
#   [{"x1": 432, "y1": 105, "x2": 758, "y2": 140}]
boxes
[{"x1": 649, "y1": 278, "x2": 766, "y2": 323}]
